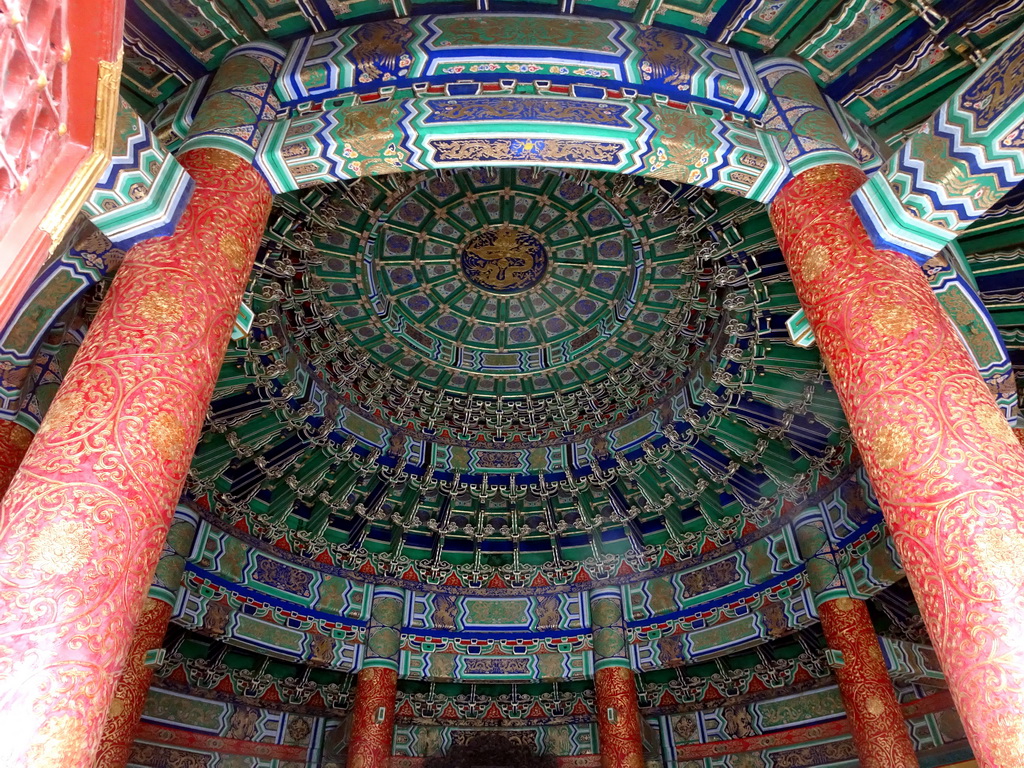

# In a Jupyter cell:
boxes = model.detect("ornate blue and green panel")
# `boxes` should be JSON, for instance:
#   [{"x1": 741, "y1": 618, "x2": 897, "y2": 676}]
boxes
[
  {"x1": 362, "y1": 583, "x2": 407, "y2": 671},
  {"x1": 792, "y1": 506, "x2": 848, "y2": 608},
  {"x1": 179, "y1": 523, "x2": 369, "y2": 669},
  {"x1": 795, "y1": 0, "x2": 921, "y2": 86},
  {"x1": 402, "y1": 592, "x2": 591, "y2": 681},
  {"x1": 135, "y1": 687, "x2": 327, "y2": 768},
  {"x1": 754, "y1": 57, "x2": 859, "y2": 179},
  {"x1": 274, "y1": 16, "x2": 766, "y2": 115},
  {"x1": 180, "y1": 41, "x2": 288, "y2": 162},
  {"x1": 590, "y1": 585, "x2": 631, "y2": 671},
  {"x1": 401, "y1": 640, "x2": 594, "y2": 682},
  {"x1": 879, "y1": 636, "x2": 946, "y2": 688},
  {"x1": 662, "y1": 685, "x2": 845, "y2": 752},
  {"x1": 926, "y1": 251, "x2": 1018, "y2": 421},
  {"x1": 151, "y1": 505, "x2": 202, "y2": 608},
  {"x1": 629, "y1": 587, "x2": 815, "y2": 671},
  {"x1": 0, "y1": 318, "x2": 83, "y2": 429},
  {"x1": 84, "y1": 98, "x2": 194, "y2": 248},
  {"x1": 150, "y1": 75, "x2": 211, "y2": 151},
  {"x1": 0, "y1": 235, "x2": 118, "y2": 413},
  {"x1": 175, "y1": 566, "x2": 365, "y2": 670},
  {"x1": 165, "y1": 15, "x2": 911, "y2": 202},
  {"x1": 407, "y1": 592, "x2": 587, "y2": 632},
  {"x1": 257, "y1": 92, "x2": 789, "y2": 200},
  {"x1": 853, "y1": 25, "x2": 1024, "y2": 260},
  {"x1": 837, "y1": 3, "x2": 1024, "y2": 131}
]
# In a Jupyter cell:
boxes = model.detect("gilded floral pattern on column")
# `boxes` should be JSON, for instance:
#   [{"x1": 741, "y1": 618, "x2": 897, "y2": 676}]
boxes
[
  {"x1": 93, "y1": 597, "x2": 174, "y2": 768},
  {"x1": 346, "y1": 666, "x2": 399, "y2": 768},
  {"x1": 594, "y1": 666, "x2": 645, "y2": 768},
  {"x1": 770, "y1": 163, "x2": 1024, "y2": 768},
  {"x1": 0, "y1": 148, "x2": 272, "y2": 767},
  {"x1": 819, "y1": 597, "x2": 918, "y2": 768}
]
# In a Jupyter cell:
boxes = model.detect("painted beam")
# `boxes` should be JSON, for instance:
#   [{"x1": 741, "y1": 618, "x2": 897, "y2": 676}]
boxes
[{"x1": 853, "y1": 24, "x2": 1024, "y2": 261}]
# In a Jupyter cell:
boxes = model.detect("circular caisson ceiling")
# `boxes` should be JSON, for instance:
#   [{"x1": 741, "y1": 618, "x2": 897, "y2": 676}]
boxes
[
  {"x1": 91, "y1": 0, "x2": 1024, "y2": 748},
  {"x1": 195, "y1": 166, "x2": 853, "y2": 587},
  {"x1": 307, "y1": 167, "x2": 706, "y2": 442}
]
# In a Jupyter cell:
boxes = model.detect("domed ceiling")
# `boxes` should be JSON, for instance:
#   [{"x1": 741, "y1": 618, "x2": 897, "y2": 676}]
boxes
[
  {"x1": 48, "y1": 0, "x2": 1024, "y2": 763},
  {"x1": 193, "y1": 166, "x2": 851, "y2": 584}
]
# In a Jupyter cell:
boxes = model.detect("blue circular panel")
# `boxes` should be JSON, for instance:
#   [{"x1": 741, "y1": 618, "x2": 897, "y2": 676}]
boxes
[{"x1": 460, "y1": 227, "x2": 548, "y2": 294}]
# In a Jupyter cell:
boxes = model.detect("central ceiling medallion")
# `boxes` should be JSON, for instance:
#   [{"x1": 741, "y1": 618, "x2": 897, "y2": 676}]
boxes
[{"x1": 460, "y1": 226, "x2": 548, "y2": 294}]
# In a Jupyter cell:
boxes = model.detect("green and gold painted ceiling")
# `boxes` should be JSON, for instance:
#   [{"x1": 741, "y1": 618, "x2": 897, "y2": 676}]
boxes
[
  {"x1": 194, "y1": 166, "x2": 852, "y2": 580},
  {"x1": 20, "y1": 0, "x2": 1015, "y2": 739}
]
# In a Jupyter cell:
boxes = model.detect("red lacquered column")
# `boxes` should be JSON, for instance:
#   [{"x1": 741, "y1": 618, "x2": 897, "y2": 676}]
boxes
[
  {"x1": 347, "y1": 585, "x2": 405, "y2": 768},
  {"x1": 590, "y1": 586, "x2": 644, "y2": 768},
  {"x1": 819, "y1": 597, "x2": 918, "y2": 768},
  {"x1": 94, "y1": 507, "x2": 199, "y2": 767},
  {"x1": 346, "y1": 666, "x2": 400, "y2": 768},
  {"x1": 0, "y1": 148, "x2": 271, "y2": 767},
  {"x1": 93, "y1": 597, "x2": 174, "y2": 767},
  {"x1": 594, "y1": 666, "x2": 645, "y2": 768},
  {"x1": 771, "y1": 163, "x2": 1024, "y2": 767}
]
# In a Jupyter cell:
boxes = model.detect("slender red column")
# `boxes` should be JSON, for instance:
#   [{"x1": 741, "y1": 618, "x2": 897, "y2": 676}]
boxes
[
  {"x1": 590, "y1": 587, "x2": 644, "y2": 768},
  {"x1": 347, "y1": 585, "x2": 405, "y2": 768},
  {"x1": 771, "y1": 163, "x2": 1024, "y2": 767},
  {"x1": 346, "y1": 666, "x2": 398, "y2": 768},
  {"x1": 93, "y1": 597, "x2": 174, "y2": 768},
  {"x1": 594, "y1": 666, "x2": 645, "y2": 768},
  {"x1": 819, "y1": 597, "x2": 918, "y2": 768},
  {"x1": 0, "y1": 148, "x2": 271, "y2": 767},
  {"x1": 0, "y1": 420, "x2": 32, "y2": 498},
  {"x1": 94, "y1": 508, "x2": 199, "y2": 768}
]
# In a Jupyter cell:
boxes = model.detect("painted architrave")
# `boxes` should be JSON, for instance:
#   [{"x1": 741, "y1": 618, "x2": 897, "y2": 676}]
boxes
[
  {"x1": 852, "y1": 25, "x2": 1024, "y2": 261},
  {"x1": 84, "y1": 99, "x2": 194, "y2": 250}
]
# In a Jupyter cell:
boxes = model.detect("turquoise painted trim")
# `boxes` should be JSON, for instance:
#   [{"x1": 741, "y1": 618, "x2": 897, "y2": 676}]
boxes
[
  {"x1": 232, "y1": 302, "x2": 254, "y2": 341},
  {"x1": 944, "y1": 241, "x2": 979, "y2": 291},
  {"x1": 361, "y1": 657, "x2": 401, "y2": 671},
  {"x1": 90, "y1": 158, "x2": 194, "y2": 248},
  {"x1": 593, "y1": 657, "x2": 633, "y2": 672},
  {"x1": 786, "y1": 309, "x2": 814, "y2": 348},
  {"x1": 174, "y1": 76, "x2": 210, "y2": 143},
  {"x1": 254, "y1": 119, "x2": 297, "y2": 194},
  {"x1": 274, "y1": 14, "x2": 767, "y2": 118},
  {"x1": 749, "y1": 131, "x2": 791, "y2": 203},
  {"x1": 788, "y1": 149, "x2": 861, "y2": 179},
  {"x1": 852, "y1": 173, "x2": 954, "y2": 262},
  {"x1": 12, "y1": 411, "x2": 39, "y2": 434},
  {"x1": 278, "y1": 36, "x2": 312, "y2": 104},
  {"x1": 147, "y1": 583, "x2": 179, "y2": 606}
]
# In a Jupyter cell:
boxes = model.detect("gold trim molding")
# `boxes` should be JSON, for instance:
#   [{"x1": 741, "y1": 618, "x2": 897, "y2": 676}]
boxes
[{"x1": 38, "y1": 48, "x2": 124, "y2": 245}]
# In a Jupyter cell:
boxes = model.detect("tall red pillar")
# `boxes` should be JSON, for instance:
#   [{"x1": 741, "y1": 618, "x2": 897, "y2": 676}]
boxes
[
  {"x1": 794, "y1": 512, "x2": 918, "y2": 767},
  {"x1": 94, "y1": 507, "x2": 199, "y2": 768},
  {"x1": 590, "y1": 586, "x2": 645, "y2": 768},
  {"x1": 346, "y1": 667, "x2": 399, "y2": 768},
  {"x1": 0, "y1": 148, "x2": 271, "y2": 767},
  {"x1": 771, "y1": 163, "x2": 1024, "y2": 767},
  {"x1": 819, "y1": 597, "x2": 918, "y2": 768},
  {"x1": 347, "y1": 585, "x2": 405, "y2": 768}
]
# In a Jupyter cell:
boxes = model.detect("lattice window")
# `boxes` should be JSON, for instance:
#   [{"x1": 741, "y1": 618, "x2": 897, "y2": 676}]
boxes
[{"x1": 0, "y1": 0, "x2": 69, "y2": 236}]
